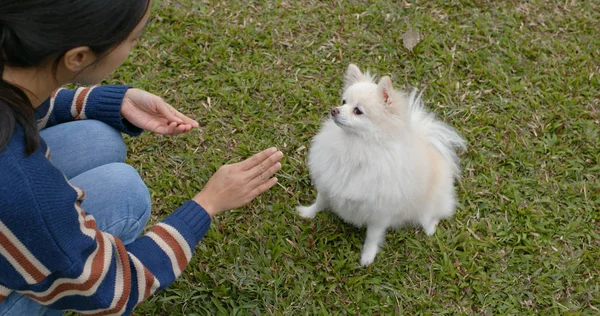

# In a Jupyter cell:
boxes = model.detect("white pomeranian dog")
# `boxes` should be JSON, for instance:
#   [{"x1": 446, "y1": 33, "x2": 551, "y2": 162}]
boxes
[{"x1": 297, "y1": 64, "x2": 466, "y2": 266}]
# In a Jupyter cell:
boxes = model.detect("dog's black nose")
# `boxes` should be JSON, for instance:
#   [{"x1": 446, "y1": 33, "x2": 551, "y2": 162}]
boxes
[{"x1": 331, "y1": 108, "x2": 340, "y2": 116}]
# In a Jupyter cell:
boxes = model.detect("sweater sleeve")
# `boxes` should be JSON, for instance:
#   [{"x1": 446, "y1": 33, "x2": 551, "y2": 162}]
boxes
[
  {"x1": 0, "y1": 156, "x2": 210, "y2": 315},
  {"x1": 36, "y1": 85, "x2": 143, "y2": 136}
]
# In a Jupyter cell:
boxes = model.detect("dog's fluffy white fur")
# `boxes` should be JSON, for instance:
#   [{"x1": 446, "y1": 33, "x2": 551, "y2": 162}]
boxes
[{"x1": 297, "y1": 64, "x2": 466, "y2": 266}]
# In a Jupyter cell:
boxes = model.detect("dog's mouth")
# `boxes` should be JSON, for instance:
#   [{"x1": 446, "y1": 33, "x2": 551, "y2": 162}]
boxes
[{"x1": 332, "y1": 116, "x2": 350, "y2": 128}]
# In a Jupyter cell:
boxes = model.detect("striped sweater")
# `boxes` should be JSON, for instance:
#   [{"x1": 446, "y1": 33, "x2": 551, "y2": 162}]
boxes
[{"x1": 0, "y1": 85, "x2": 211, "y2": 315}]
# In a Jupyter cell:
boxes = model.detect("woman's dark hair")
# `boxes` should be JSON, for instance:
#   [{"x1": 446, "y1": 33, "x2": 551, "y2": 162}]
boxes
[{"x1": 0, "y1": 0, "x2": 149, "y2": 155}]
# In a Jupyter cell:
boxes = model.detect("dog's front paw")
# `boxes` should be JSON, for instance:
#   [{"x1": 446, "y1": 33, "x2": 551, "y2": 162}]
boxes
[
  {"x1": 360, "y1": 249, "x2": 377, "y2": 266},
  {"x1": 421, "y1": 218, "x2": 439, "y2": 236},
  {"x1": 296, "y1": 205, "x2": 317, "y2": 219},
  {"x1": 360, "y1": 252, "x2": 377, "y2": 267}
]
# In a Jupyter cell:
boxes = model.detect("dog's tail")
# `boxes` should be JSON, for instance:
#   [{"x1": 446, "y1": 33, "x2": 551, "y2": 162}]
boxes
[{"x1": 406, "y1": 89, "x2": 467, "y2": 178}]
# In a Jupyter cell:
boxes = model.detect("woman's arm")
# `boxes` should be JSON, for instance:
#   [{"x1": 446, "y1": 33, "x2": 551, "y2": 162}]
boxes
[
  {"x1": 36, "y1": 85, "x2": 143, "y2": 136},
  {"x1": 0, "y1": 157, "x2": 209, "y2": 315},
  {"x1": 0, "y1": 146, "x2": 282, "y2": 315}
]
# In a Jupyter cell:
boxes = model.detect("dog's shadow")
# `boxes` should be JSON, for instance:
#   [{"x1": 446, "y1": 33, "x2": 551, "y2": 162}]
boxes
[{"x1": 293, "y1": 209, "x2": 429, "y2": 267}]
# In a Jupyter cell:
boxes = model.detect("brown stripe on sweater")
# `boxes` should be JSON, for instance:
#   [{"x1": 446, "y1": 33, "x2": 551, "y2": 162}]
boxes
[
  {"x1": 0, "y1": 285, "x2": 11, "y2": 304},
  {"x1": 0, "y1": 232, "x2": 47, "y2": 283},
  {"x1": 89, "y1": 237, "x2": 132, "y2": 316},
  {"x1": 150, "y1": 225, "x2": 188, "y2": 274},
  {"x1": 143, "y1": 267, "x2": 155, "y2": 299},
  {"x1": 74, "y1": 88, "x2": 91, "y2": 120},
  {"x1": 25, "y1": 229, "x2": 108, "y2": 302}
]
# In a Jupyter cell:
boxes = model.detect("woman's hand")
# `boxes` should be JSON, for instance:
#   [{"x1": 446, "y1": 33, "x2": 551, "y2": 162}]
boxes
[
  {"x1": 193, "y1": 148, "x2": 284, "y2": 216},
  {"x1": 121, "y1": 88, "x2": 199, "y2": 135}
]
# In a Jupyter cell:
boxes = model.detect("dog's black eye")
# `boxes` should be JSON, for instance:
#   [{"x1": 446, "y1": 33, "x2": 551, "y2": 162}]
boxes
[
  {"x1": 353, "y1": 107, "x2": 363, "y2": 115},
  {"x1": 342, "y1": 100, "x2": 346, "y2": 105}
]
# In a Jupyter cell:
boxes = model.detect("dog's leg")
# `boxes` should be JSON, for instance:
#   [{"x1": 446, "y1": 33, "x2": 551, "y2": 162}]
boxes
[
  {"x1": 360, "y1": 225, "x2": 387, "y2": 266},
  {"x1": 421, "y1": 217, "x2": 439, "y2": 236},
  {"x1": 296, "y1": 192, "x2": 328, "y2": 219},
  {"x1": 421, "y1": 194, "x2": 453, "y2": 236}
]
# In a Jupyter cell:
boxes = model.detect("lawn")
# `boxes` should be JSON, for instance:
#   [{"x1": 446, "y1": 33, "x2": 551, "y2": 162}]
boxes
[{"x1": 107, "y1": 0, "x2": 599, "y2": 314}]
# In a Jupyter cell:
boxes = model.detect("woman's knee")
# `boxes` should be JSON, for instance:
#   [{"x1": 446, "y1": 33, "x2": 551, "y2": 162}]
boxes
[
  {"x1": 82, "y1": 120, "x2": 127, "y2": 161},
  {"x1": 40, "y1": 120, "x2": 127, "y2": 179},
  {"x1": 75, "y1": 162, "x2": 152, "y2": 244},
  {"x1": 104, "y1": 163, "x2": 151, "y2": 243}
]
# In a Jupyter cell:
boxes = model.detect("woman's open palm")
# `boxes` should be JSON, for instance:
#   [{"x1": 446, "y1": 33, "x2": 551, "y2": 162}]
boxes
[{"x1": 121, "y1": 88, "x2": 199, "y2": 135}]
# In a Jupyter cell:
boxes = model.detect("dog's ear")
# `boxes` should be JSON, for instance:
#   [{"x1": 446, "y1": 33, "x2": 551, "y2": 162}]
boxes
[
  {"x1": 378, "y1": 76, "x2": 393, "y2": 106},
  {"x1": 344, "y1": 64, "x2": 364, "y2": 89}
]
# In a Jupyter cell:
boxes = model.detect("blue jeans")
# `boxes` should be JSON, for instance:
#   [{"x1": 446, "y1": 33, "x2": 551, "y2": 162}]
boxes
[{"x1": 0, "y1": 120, "x2": 151, "y2": 316}]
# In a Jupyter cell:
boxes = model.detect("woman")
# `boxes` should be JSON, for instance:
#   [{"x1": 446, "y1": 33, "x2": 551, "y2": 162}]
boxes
[{"x1": 0, "y1": 0, "x2": 283, "y2": 315}]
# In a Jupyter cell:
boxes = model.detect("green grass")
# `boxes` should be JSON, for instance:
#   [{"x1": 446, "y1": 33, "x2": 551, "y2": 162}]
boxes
[{"x1": 106, "y1": 0, "x2": 599, "y2": 314}]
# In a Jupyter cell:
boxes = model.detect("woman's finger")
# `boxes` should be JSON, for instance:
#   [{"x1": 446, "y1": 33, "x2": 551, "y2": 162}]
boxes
[
  {"x1": 246, "y1": 151, "x2": 283, "y2": 179},
  {"x1": 157, "y1": 101, "x2": 184, "y2": 124},
  {"x1": 163, "y1": 121, "x2": 177, "y2": 134},
  {"x1": 173, "y1": 109, "x2": 199, "y2": 128},
  {"x1": 237, "y1": 147, "x2": 278, "y2": 171},
  {"x1": 249, "y1": 162, "x2": 282, "y2": 187},
  {"x1": 250, "y1": 177, "x2": 278, "y2": 199},
  {"x1": 174, "y1": 124, "x2": 189, "y2": 135}
]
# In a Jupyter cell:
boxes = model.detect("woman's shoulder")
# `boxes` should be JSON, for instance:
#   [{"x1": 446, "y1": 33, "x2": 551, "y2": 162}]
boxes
[
  {"x1": 0, "y1": 125, "x2": 55, "y2": 196},
  {"x1": 0, "y1": 129, "x2": 79, "y2": 233},
  {"x1": 0, "y1": 124, "x2": 48, "y2": 162}
]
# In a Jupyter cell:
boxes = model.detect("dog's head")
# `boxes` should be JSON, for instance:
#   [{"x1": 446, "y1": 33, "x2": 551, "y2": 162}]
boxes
[{"x1": 330, "y1": 64, "x2": 407, "y2": 137}]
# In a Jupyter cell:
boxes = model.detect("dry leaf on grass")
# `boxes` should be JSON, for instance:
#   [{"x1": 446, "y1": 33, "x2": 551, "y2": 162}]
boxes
[{"x1": 402, "y1": 29, "x2": 421, "y2": 51}]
